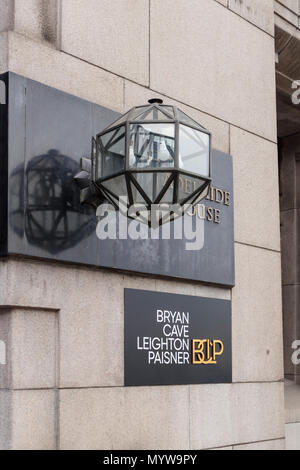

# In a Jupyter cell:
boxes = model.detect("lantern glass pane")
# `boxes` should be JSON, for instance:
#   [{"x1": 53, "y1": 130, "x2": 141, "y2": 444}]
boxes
[
  {"x1": 131, "y1": 172, "x2": 173, "y2": 204},
  {"x1": 192, "y1": 183, "x2": 210, "y2": 204},
  {"x1": 177, "y1": 109, "x2": 206, "y2": 130},
  {"x1": 105, "y1": 111, "x2": 131, "y2": 129},
  {"x1": 101, "y1": 174, "x2": 128, "y2": 202},
  {"x1": 129, "y1": 124, "x2": 175, "y2": 169},
  {"x1": 133, "y1": 107, "x2": 173, "y2": 121},
  {"x1": 179, "y1": 125, "x2": 210, "y2": 177},
  {"x1": 98, "y1": 126, "x2": 126, "y2": 179},
  {"x1": 178, "y1": 174, "x2": 206, "y2": 203},
  {"x1": 129, "y1": 106, "x2": 149, "y2": 121},
  {"x1": 161, "y1": 106, "x2": 175, "y2": 118}
]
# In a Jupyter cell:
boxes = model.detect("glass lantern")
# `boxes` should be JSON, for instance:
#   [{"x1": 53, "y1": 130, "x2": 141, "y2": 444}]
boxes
[{"x1": 78, "y1": 99, "x2": 211, "y2": 226}]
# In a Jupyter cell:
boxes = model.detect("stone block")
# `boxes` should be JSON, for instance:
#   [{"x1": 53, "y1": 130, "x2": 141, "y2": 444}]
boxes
[
  {"x1": 14, "y1": 0, "x2": 59, "y2": 45},
  {"x1": 7, "y1": 32, "x2": 124, "y2": 112},
  {"x1": 0, "y1": 311, "x2": 11, "y2": 389},
  {"x1": 0, "y1": 389, "x2": 56, "y2": 450},
  {"x1": 0, "y1": 0, "x2": 14, "y2": 32},
  {"x1": 154, "y1": 278, "x2": 230, "y2": 300},
  {"x1": 190, "y1": 382, "x2": 285, "y2": 449},
  {"x1": 230, "y1": 126, "x2": 280, "y2": 251},
  {"x1": 59, "y1": 272, "x2": 151, "y2": 389},
  {"x1": 286, "y1": 422, "x2": 300, "y2": 450},
  {"x1": 59, "y1": 386, "x2": 189, "y2": 450},
  {"x1": 0, "y1": 32, "x2": 8, "y2": 74},
  {"x1": 229, "y1": 0, "x2": 274, "y2": 35},
  {"x1": 275, "y1": 1, "x2": 299, "y2": 27},
  {"x1": 232, "y1": 244, "x2": 283, "y2": 383},
  {"x1": 0, "y1": 390, "x2": 11, "y2": 450},
  {"x1": 150, "y1": 0, "x2": 277, "y2": 141},
  {"x1": 278, "y1": 0, "x2": 300, "y2": 15},
  {"x1": 12, "y1": 309, "x2": 57, "y2": 389},
  {"x1": 0, "y1": 308, "x2": 57, "y2": 390},
  {"x1": 61, "y1": 0, "x2": 149, "y2": 85},
  {"x1": 11, "y1": 389, "x2": 56, "y2": 450}
]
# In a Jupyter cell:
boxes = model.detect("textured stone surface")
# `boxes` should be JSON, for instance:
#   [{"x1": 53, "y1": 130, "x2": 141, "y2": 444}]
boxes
[
  {"x1": 0, "y1": 390, "x2": 11, "y2": 450},
  {"x1": 0, "y1": 311, "x2": 11, "y2": 389},
  {"x1": 230, "y1": 126, "x2": 281, "y2": 251},
  {"x1": 61, "y1": 0, "x2": 149, "y2": 85},
  {"x1": 233, "y1": 439, "x2": 285, "y2": 450},
  {"x1": 0, "y1": 0, "x2": 14, "y2": 33},
  {"x1": 150, "y1": 0, "x2": 277, "y2": 141},
  {"x1": 0, "y1": 32, "x2": 8, "y2": 73},
  {"x1": 154, "y1": 278, "x2": 230, "y2": 300},
  {"x1": 0, "y1": 389, "x2": 56, "y2": 450},
  {"x1": 275, "y1": 1, "x2": 299, "y2": 27},
  {"x1": 11, "y1": 390, "x2": 56, "y2": 450},
  {"x1": 190, "y1": 382, "x2": 285, "y2": 449},
  {"x1": 229, "y1": 0, "x2": 274, "y2": 35},
  {"x1": 59, "y1": 273, "x2": 156, "y2": 388},
  {"x1": 286, "y1": 422, "x2": 300, "y2": 450},
  {"x1": 232, "y1": 244, "x2": 283, "y2": 383},
  {"x1": 59, "y1": 386, "x2": 189, "y2": 450},
  {"x1": 7, "y1": 31, "x2": 124, "y2": 112},
  {"x1": 210, "y1": 446, "x2": 233, "y2": 450},
  {"x1": 14, "y1": 0, "x2": 59, "y2": 45},
  {"x1": 0, "y1": 259, "x2": 60, "y2": 310},
  {"x1": 10, "y1": 309, "x2": 58, "y2": 389},
  {"x1": 277, "y1": 0, "x2": 300, "y2": 15}
]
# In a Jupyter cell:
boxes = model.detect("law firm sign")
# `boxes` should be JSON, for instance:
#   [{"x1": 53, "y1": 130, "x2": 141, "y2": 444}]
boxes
[{"x1": 124, "y1": 289, "x2": 232, "y2": 386}]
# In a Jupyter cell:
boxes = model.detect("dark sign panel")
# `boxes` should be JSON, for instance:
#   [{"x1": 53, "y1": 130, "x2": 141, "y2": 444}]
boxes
[
  {"x1": 124, "y1": 289, "x2": 232, "y2": 386},
  {"x1": 0, "y1": 72, "x2": 235, "y2": 287}
]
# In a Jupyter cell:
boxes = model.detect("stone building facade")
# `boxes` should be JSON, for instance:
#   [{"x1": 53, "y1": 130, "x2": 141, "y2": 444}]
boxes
[
  {"x1": 0, "y1": 0, "x2": 298, "y2": 450},
  {"x1": 275, "y1": 0, "x2": 300, "y2": 450}
]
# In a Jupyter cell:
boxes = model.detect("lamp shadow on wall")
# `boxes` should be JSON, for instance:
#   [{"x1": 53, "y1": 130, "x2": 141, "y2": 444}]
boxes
[{"x1": 9, "y1": 149, "x2": 96, "y2": 255}]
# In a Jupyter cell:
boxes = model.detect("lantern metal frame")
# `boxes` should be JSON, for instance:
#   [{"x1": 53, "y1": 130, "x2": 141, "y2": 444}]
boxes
[{"x1": 76, "y1": 100, "x2": 212, "y2": 226}]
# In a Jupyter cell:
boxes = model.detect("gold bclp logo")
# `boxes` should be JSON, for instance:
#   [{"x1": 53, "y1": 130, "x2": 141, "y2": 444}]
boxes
[{"x1": 192, "y1": 339, "x2": 224, "y2": 365}]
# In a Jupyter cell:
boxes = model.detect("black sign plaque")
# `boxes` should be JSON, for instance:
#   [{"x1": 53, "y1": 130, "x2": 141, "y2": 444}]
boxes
[
  {"x1": 0, "y1": 73, "x2": 235, "y2": 288},
  {"x1": 124, "y1": 289, "x2": 232, "y2": 386}
]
